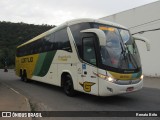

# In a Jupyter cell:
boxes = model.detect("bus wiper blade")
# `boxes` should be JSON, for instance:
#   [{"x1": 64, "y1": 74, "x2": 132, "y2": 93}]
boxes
[
  {"x1": 125, "y1": 45, "x2": 138, "y2": 69},
  {"x1": 118, "y1": 43, "x2": 128, "y2": 68}
]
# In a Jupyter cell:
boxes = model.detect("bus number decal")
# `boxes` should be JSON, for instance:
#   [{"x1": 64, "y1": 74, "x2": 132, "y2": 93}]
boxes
[{"x1": 79, "y1": 81, "x2": 95, "y2": 92}]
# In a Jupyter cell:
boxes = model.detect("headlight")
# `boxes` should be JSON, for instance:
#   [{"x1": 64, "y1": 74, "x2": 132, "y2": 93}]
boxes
[
  {"x1": 140, "y1": 75, "x2": 144, "y2": 80},
  {"x1": 108, "y1": 76, "x2": 114, "y2": 82},
  {"x1": 98, "y1": 73, "x2": 107, "y2": 79},
  {"x1": 93, "y1": 72, "x2": 116, "y2": 82}
]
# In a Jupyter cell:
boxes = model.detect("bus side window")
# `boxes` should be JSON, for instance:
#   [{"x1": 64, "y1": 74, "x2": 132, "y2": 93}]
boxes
[
  {"x1": 55, "y1": 28, "x2": 72, "y2": 52},
  {"x1": 44, "y1": 33, "x2": 55, "y2": 51},
  {"x1": 70, "y1": 22, "x2": 92, "y2": 57},
  {"x1": 82, "y1": 37, "x2": 97, "y2": 65}
]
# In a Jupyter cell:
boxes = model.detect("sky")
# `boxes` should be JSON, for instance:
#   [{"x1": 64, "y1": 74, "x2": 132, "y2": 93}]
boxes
[{"x1": 0, "y1": 0, "x2": 158, "y2": 25}]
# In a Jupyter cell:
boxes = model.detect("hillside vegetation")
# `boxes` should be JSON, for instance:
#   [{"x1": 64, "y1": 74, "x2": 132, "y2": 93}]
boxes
[{"x1": 0, "y1": 21, "x2": 54, "y2": 68}]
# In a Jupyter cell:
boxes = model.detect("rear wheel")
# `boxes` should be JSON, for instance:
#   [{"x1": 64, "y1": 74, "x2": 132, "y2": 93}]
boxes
[
  {"x1": 63, "y1": 75, "x2": 76, "y2": 97},
  {"x1": 22, "y1": 71, "x2": 29, "y2": 82},
  {"x1": 20, "y1": 70, "x2": 23, "y2": 81}
]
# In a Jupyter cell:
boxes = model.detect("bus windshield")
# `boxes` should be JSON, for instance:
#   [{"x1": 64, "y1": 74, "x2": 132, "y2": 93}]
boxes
[{"x1": 97, "y1": 25, "x2": 141, "y2": 70}]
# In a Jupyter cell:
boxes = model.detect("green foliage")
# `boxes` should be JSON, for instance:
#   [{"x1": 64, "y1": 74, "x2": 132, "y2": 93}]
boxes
[{"x1": 0, "y1": 21, "x2": 54, "y2": 68}]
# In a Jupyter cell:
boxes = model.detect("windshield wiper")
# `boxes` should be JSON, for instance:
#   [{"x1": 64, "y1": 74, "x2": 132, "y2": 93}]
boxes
[
  {"x1": 125, "y1": 45, "x2": 138, "y2": 69},
  {"x1": 118, "y1": 42, "x2": 129, "y2": 68}
]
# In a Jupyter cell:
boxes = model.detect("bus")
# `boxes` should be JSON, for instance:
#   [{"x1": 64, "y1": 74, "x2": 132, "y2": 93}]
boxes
[{"x1": 15, "y1": 18, "x2": 150, "y2": 96}]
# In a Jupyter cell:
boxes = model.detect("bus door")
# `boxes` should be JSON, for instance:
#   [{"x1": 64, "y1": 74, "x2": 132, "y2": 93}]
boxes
[{"x1": 79, "y1": 33, "x2": 99, "y2": 95}]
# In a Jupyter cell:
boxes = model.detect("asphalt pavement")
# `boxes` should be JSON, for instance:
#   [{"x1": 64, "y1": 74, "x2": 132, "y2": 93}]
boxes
[
  {"x1": 0, "y1": 70, "x2": 32, "y2": 120},
  {"x1": 0, "y1": 69, "x2": 160, "y2": 120},
  {"x1": 0, "y1": 82, "x2": 30, "y2": 111}
]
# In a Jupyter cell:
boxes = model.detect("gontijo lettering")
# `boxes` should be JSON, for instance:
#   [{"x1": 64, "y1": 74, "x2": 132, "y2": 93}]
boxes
[{"x1": 21, "y1": 57, "x2": 33, "y2": 63}]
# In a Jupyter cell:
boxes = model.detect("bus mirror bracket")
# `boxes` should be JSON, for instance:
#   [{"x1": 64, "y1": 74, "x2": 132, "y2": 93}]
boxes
[
  {"x1": 133, "y1": 35, "x2": 150, "y2": 51},
  {"x1": 80, "y1": 28, "x2": 106, "y2": 46}
]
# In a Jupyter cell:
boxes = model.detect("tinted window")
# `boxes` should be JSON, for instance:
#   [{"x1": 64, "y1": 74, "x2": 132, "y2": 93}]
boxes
[
  {"x1": 44, "y1": 33, "x2": 57, "y2": 50},
  {"x1": 70, "y1": 23, "x2": 92, "y2": 58},
  {"x1": 55, "y1": 28, "x2": 72, "y2": 52},
  {"x1": 16, "y1": 28, "x2": 72, "y2": 57},
  {"x1": 83, "y1": 37, "x2": 96, "y2": 65}
]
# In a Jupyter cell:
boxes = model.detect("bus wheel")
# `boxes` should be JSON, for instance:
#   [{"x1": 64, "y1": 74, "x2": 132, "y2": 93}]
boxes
[
  {"x1": 22, "y1": 71, "x2": 28, "y2": 82},
  {"x1": 20, "y1": 76, "x2": 23, "y2": 81},
  {"x1": 63, "y1": 75, "x2": 76, "y2": 97},
  {"x1": 20, "y1": 70, "x2": 23, "y2": 81}
]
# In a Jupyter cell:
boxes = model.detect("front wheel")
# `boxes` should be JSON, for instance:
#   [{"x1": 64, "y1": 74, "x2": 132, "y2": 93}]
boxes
[{"x1": 63, "y1": 75, "x2": 76, "y2": 97}]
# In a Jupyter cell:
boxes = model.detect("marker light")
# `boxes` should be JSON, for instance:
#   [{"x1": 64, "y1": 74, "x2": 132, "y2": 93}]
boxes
[
  {"x1": 140, "y1": 75, "x2": 144, "y2": 80},
  {"x1": 93, "y1": 72, "x2": 115, "y2": 82},
  {"x1": 97, "y1": 73, "x2": 107, "y2": 79}
]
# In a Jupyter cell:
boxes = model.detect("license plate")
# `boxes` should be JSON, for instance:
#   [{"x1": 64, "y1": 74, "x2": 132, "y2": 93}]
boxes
[{"x1": 126, "y1": 87, "x2": 134, "y2": 92}]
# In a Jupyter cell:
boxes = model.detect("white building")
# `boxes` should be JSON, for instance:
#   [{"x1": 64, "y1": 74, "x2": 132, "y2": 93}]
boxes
[{"x1": 101, "y1": 1, "x2": 160, "y2": 77}]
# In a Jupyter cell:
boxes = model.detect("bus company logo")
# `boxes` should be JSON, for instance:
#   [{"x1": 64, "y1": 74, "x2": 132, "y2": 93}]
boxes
[
  {"x1": 21, "y1": 57, "x2": 33, "y2": 63},
  {"x1": 79, "y1": 81, "x2": 95, "y2": 92},
  {"x1": 58, "y1": 55, "x2": 71, "y2": 61}
]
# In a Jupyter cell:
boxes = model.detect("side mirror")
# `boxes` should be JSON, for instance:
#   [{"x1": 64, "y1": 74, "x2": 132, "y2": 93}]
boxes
[
  {"x1": 80, "y1": 28, "x2": 106, "y2": 46},
  {"x1": 133, "y1": 35, "x2": 150, "y2": 51}
]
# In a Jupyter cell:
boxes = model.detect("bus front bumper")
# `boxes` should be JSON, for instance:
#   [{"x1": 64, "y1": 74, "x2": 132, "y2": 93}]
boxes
[{"x1": 98, "y1": 79, "x2": 143, "y2": 96}]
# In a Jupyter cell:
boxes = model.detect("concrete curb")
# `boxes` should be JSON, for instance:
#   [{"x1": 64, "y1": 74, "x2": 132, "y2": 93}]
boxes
[{"x1": 1, "y1": 83, "x2": 32, "y2": 120}]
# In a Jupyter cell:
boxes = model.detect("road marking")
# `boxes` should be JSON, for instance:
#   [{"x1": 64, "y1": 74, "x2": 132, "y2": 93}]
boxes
[
  {"x1": 1, "y1": 83, "x2": 20, "y2": 94},
  {"x1": 10, "y1": 88, "x2": 20, "y2": 94}
]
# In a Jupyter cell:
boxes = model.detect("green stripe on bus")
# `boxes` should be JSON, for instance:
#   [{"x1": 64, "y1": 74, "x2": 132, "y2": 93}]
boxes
[
  {"x1": 37, "y1": 51, "x2": 56, "y2": 77},
  {"x1": 33, "y1": 53, "x2": 47, "y2": 76}
]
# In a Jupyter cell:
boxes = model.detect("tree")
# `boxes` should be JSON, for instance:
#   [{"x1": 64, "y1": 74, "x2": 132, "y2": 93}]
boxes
[{"x1": 0, "y1": 21, "x2": 54, "y2": 68}]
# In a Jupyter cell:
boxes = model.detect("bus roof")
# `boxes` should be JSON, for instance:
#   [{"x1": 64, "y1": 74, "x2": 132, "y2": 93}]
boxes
[
  {"x1": 17, "y1": 18, "x2": 127, "y2": 48},
  {"x1": 66, "y1": 18, "x2": 127, "y2": 29}
]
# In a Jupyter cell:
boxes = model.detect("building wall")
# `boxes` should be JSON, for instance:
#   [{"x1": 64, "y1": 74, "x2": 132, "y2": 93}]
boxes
[{"x1": 101, "y1": 1, "x2": 160, "y2": 77}]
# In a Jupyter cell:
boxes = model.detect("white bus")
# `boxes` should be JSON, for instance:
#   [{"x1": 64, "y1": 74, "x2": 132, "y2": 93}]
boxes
[{"x1": 15, "y1": 18, "x2": 150, "y2": 96}]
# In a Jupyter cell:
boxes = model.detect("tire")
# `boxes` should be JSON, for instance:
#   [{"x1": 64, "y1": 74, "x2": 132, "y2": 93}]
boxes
[
  {"x1": 20, "y1": 70, "x2": 23, "y2": 81},
  {"x1": 63, "y1": 75, "x2": 76, "y2": 97},
  {"x1": 22, "y1": 71, "x2": 28, "y2": 82},
  {"x1": 20, "y1": 76, "x2": 23, "y2": 81}
]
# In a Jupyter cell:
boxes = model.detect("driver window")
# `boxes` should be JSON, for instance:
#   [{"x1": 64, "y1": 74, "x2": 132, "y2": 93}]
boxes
[{"x1": 83, "y1": 37, "x2": 96, "y2": 65}]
